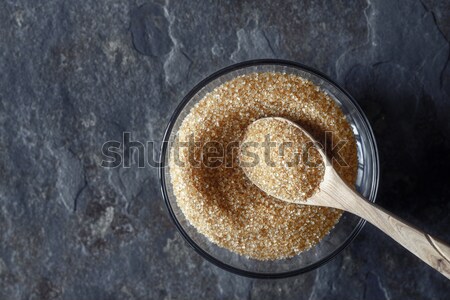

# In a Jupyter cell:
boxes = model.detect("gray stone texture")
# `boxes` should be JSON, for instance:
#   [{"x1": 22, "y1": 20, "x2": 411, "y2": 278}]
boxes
[{"x1": 0, "y1": 0, "x2": 449, "y2": 299}]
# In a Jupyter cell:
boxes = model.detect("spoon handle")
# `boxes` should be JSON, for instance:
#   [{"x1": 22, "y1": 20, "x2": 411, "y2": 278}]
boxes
[
  {"x1": 352, "y1": 199, "x2": 450, "y2": 279},
  {"x1": 333, "y1": 176, "x2": 450, "y2": 279}
]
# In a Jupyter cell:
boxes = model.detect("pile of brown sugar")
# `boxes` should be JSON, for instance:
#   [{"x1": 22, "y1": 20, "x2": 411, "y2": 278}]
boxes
[
  {"x1": 169, "y1": 72, "x2": 358, "y2": 260},
  {"x1": 240, "y1": 117, "x2": 325, "y2": 203}
]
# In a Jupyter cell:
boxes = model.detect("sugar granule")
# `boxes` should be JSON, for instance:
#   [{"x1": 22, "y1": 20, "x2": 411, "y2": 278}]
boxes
[
  {"x1": 240, "y1": 117, "x2": 325, "y2": 203},
  {"x1": 169, "y1": 72, "x2": 358, "y2": 260}
]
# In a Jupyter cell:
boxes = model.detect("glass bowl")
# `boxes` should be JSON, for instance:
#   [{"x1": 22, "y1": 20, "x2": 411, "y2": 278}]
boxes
[{"x1": 160, "y1": 59, "x2": 379, "y2": 278}]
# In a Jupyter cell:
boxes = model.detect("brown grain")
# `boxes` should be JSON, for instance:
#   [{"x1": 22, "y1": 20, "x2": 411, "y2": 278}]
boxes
[
  {"x1": 240, "y1": 118, "x2": 325, "y2": 202},
  {"x1": 169, "y1": 72, "x2": 358, "y2": 260}
]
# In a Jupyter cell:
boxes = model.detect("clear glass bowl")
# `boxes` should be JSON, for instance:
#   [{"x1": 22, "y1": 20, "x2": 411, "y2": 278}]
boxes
[{"x1": 159, "y1": 59, "x2": 379, "y2": 278}]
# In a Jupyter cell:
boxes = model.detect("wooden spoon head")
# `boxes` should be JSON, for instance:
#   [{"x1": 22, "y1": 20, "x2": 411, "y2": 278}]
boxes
[{"x1": 239, "y1": 117, "x2": 336, "y2": 207}]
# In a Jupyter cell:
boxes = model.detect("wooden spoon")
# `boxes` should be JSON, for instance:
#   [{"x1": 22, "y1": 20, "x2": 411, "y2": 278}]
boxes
[{"x1": 240, "y1": 117, "x2": 450, "y2": 279}]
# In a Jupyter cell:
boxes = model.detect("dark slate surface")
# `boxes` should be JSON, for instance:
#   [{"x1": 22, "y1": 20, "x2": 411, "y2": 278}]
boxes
[{"x1": 0, "y1": 0, "x2": 449, "y2": 299}]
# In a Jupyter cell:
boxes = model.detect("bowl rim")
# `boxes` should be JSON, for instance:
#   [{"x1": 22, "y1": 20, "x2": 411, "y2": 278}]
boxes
[{"x1": 159, "y1": 59, "x2": 380, "y2": 278}]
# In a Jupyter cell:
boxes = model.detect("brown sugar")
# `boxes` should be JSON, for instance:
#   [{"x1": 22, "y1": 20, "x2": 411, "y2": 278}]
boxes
[
  {"x1": 169, "y1": 72, "x2": 358, "y2": 260},
  {"x1": 240, "y1": 117, "x2": 325, "y2": 203}
]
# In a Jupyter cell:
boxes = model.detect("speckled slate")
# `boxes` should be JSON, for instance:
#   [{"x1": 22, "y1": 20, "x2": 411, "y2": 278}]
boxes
[{"x1": 0, "y1": 0, "x2": 449, "y2": 299}]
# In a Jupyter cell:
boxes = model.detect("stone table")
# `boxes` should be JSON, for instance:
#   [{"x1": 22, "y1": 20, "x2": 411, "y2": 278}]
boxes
[{"x1": 0, "y1": 0, "x2": 449, "y2": 299}]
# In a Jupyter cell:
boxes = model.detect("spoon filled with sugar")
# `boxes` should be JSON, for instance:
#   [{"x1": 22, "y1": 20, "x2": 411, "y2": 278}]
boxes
[{"x1": 240, "y1": 117, "x2": 450, "y2": 279}]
